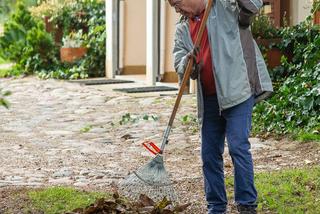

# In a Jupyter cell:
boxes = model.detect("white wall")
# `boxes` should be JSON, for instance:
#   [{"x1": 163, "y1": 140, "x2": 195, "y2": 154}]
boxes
[
  {"x1": 165, "y1": 3, "x2": 180, "y2": 72},
  {"x1": 291, "y1": 0, "x2": 313, "y2": 25},
  {"x1": 123, "y1": 0, "x2": 146, "y2": 66}
]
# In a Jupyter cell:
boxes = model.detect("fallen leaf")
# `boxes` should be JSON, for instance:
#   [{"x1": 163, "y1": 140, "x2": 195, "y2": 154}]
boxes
[
  {"x1": 174, "y1": 203, "x2": 191, "y2": 212},
  {"x1": 139, "y1": 194, "x2": 155, "y2": 207},
  {"x1": 113, "y1": 191, "x2": 119, "y2": 199},
  {"x1": 121, "y1": 134, "x2": 133, "y2": 140},
  {"x1": 156, "y1": 197, "x2": 171, "y2": 210}
]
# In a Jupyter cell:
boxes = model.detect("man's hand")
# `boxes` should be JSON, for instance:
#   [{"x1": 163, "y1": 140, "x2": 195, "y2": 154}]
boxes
[
  {"x1": 187, "y1": 46, "x2": 200, "y2": 60},
  {"x1": 190, "y1": 60, "x2": 203, "y2": 80},
  {"x1": 186, "y1": 46, "x2": 202, "y2": 80}
]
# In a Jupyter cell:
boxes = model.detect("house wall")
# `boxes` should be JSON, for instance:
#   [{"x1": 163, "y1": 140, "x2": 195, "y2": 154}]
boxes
[
  {"x1": 114, "y1": 0, "x2": 315, "y2": 81},
  {"x1": 165, "y1": 3, "x2": 180, "y2": 73},
  {"x1": 290, "y1": 0, "x2": 313, "y2": 25},
  {"x1": 123, "y1": 0, "x2": 146, "y2": 74},
  {"x1": 160, "y1": 3, "x2": 180, "y2": 82},
  {"x1": 121, "y1": 0, "x2": 178, "y2": 76}
]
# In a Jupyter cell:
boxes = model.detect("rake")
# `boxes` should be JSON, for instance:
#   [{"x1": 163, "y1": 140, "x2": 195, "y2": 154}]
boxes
[{"x1": 118, "y1": 0, "x2": 213, "y2": 203}]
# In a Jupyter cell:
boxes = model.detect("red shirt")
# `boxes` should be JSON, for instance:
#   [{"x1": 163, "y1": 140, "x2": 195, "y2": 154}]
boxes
[{"x1": 189, "y1": 13, "x2": 216, "y2": 96}]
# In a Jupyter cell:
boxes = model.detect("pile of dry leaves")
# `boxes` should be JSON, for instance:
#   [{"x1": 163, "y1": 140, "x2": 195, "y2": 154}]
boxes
[{"x1": 66, "y1": 192, "x2": 190, "y2": 214}]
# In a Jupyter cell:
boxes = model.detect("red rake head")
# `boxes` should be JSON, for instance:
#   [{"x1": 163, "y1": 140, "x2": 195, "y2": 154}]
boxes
[{"x1": 142, "y1": 141, "x2": 161, "y2": 155}]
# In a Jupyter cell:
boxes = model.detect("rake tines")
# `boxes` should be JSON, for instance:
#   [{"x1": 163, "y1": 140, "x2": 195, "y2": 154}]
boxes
[{"x1": 118, "y1": 155, "x2": 177, "y2": 202}]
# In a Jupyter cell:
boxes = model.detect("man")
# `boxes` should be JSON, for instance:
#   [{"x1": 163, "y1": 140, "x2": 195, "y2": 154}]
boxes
[{"x1": 168, "y1": 0, "x2": 273, "y2": 213}]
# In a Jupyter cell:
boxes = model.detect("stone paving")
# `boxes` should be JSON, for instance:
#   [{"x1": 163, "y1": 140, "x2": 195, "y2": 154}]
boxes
[
  {"x1": 1, "y1": 76, "x2": 319, "y2": 213},
  {"x1": 0, "y1": 77, "x2": 202, "y2": 189}
]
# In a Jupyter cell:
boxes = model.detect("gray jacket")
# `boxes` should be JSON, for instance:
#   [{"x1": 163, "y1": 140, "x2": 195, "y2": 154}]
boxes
[{"x1": 173, "y1": 0, "x2": 273, "y2": 125}]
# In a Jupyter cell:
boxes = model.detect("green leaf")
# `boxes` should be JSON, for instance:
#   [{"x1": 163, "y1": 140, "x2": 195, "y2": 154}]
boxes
[
  {"x1": 151, "y1": 115, "x2": 159, "y2": 121},
  {"x1": 155, "y1": 197, "x2": 171, "y2": 210},
  {"x1": 143, "y1": 115, "x2": 149, "y2": 120},
  {"x1": 80, "y1": 125, "x2": 93, "y2": 133},
  {"x1": 3, "y1": 90, "x2": 11, "y2": 96},
  {"x1": 0, "y1": 98, "x2": 10, "y2": 109}
]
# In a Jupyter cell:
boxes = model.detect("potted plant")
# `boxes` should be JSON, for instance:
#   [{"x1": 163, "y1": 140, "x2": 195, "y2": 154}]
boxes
[
  {"x1": 60, "y1": 30, "x2": 87, "y2": 63},
  {"x1": 29, "y1": 2, "x2": 63, "y2": 44},
  {"x1": 251, "y1": 13, "x2": 285, "y2": 69}
]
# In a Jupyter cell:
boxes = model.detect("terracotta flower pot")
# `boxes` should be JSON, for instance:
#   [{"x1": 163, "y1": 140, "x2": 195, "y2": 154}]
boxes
[
  {"x1": 265, "y1": 48, "x2": 283, "y2": 69},
  {"x1": 256, "y1": 38, "x2": 282, "y2": 48},
  {"x1": 60, "y1": 47, "x2": 87, "y2": 63},
  {"x1": 256, "y1": 38, "x2": 292, "y2": 69}
]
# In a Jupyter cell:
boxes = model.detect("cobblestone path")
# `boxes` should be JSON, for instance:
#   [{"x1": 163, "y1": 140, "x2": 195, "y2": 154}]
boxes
[{"x1": 1, "y1": 77, "x2": 319, "y2": 213}]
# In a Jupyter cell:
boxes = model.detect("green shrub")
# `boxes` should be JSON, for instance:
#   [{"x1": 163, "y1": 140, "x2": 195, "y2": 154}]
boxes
[
  {"x1": 0, "y1": 56, "x2": 9, "y2": 64},
  {"x1": 78, "y1": 0, "x2": 106, "y2": 77},
  {"x1": 37, "y1": 62, "x2": 88, "y2": 80},
  {"x1": 0, "y1": 67, "x2": 12, "y2": 77},
  {"x1": 0, "y1": 0, "x2": 13, "y2": 23},
  {"x1": 0, "y1": 1, "x2": 58, "y2": 76},
  {"x1": 0, "y1": 0, "x2": 37, "y2": 23},
  {"x1": 58, "y1": 0, "x2": 106, "y2": 77},
  {"x1": 0, "y1": 2, "x2": 37, "y2": 60},
  {"x1": 253, "y1": 63, "x2": 320, "y2": 137},
  {"x1": 251, "y1": 13, "x2": 280, "y2": 40},
  {"x1": 280, "y1": 21, "x2": 319, "y2": 65},
  {"x1": 252, "y1": 18, "x2": 320, "y2": 140},
  {"x1": 268, "y1": 23, "x2": 320, "y2": 82},
  {"x1": 30, "y1": 0, "x2": 106, "y2": 78},
  {"x1": 312, "y1": 0, "x2": 320, "y2": 14},
  {"x1": 23, "y1": 23, "x2": 58, "y2": 73},
  {"x1": 0, "y1": 0, "x2": 106, "y2": 79}
]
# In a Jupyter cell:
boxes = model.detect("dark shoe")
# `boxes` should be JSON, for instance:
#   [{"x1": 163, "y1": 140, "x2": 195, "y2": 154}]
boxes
[{"x1": 236, "y1": 205, "x2": 257, "y2": 214}]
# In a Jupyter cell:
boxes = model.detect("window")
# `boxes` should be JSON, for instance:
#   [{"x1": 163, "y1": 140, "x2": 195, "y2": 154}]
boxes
[{"x1": 262, "y1": 0, "x2": 281, "y2": 27}]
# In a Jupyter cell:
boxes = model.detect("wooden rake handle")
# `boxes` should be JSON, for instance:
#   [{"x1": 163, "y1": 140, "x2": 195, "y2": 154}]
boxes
[
  {"x1": 168, "y1": 0, "x2": 213, "y2": 127},
  {"x1": 160, "y1": 0, "x2": 213, "y2": 153}
]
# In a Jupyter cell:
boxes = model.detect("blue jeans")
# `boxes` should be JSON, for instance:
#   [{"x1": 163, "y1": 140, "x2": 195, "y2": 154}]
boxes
[{"x1": 201, "y1": 95, "x2": 257, "y2": 213}]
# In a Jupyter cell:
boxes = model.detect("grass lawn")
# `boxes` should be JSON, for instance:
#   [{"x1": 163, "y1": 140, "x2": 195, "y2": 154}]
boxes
[
  {"x1": 2, "y1": 167, "x2": 319, "y2": 213},
  {"x1": 0, "y1": 68, "x2": 11, "y2": 78},
  {"x1": 226, "y1": 167, "x2": 320, "y2": 213},
  {"x1": 294, "y1": 132, "x2": 320, "y2": 143},
  {"x1": 27, "y1": 187, "x2": 110, "y2": 214}
]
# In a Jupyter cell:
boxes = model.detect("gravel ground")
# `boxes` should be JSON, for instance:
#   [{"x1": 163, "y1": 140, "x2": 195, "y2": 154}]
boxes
[{"x1": 0, "y1": 76, "x2": 319, "y2": 213}]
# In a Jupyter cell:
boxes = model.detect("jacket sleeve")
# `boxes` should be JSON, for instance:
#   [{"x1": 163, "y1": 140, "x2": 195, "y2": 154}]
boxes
[
  {"x1": 237, "y1": 0, "x2": 263, "y2": 28},
  {"x1": 237, "y1": 0, "x2": 263, "y2": 14},
  {"x1": 173, "y1": 23, "x2": 189, "y2": 79}
]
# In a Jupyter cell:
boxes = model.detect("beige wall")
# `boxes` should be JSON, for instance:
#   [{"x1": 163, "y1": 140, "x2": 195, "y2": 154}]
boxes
[
  {"x1": 118, "y1": 0, "x2": 315, "y2": 78},
  {"x1": 290, "y1": 0, "x2": 313, "y2": 25},
  {"x1": 122, "y1": 0, "x2": 179, "y2": 74},
  {"x1": 123, "y1": 0, "x2": 146, "y2": 67},
  {"x1": 165, "y1": 3, "x2": 180, "y2": 73}
]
